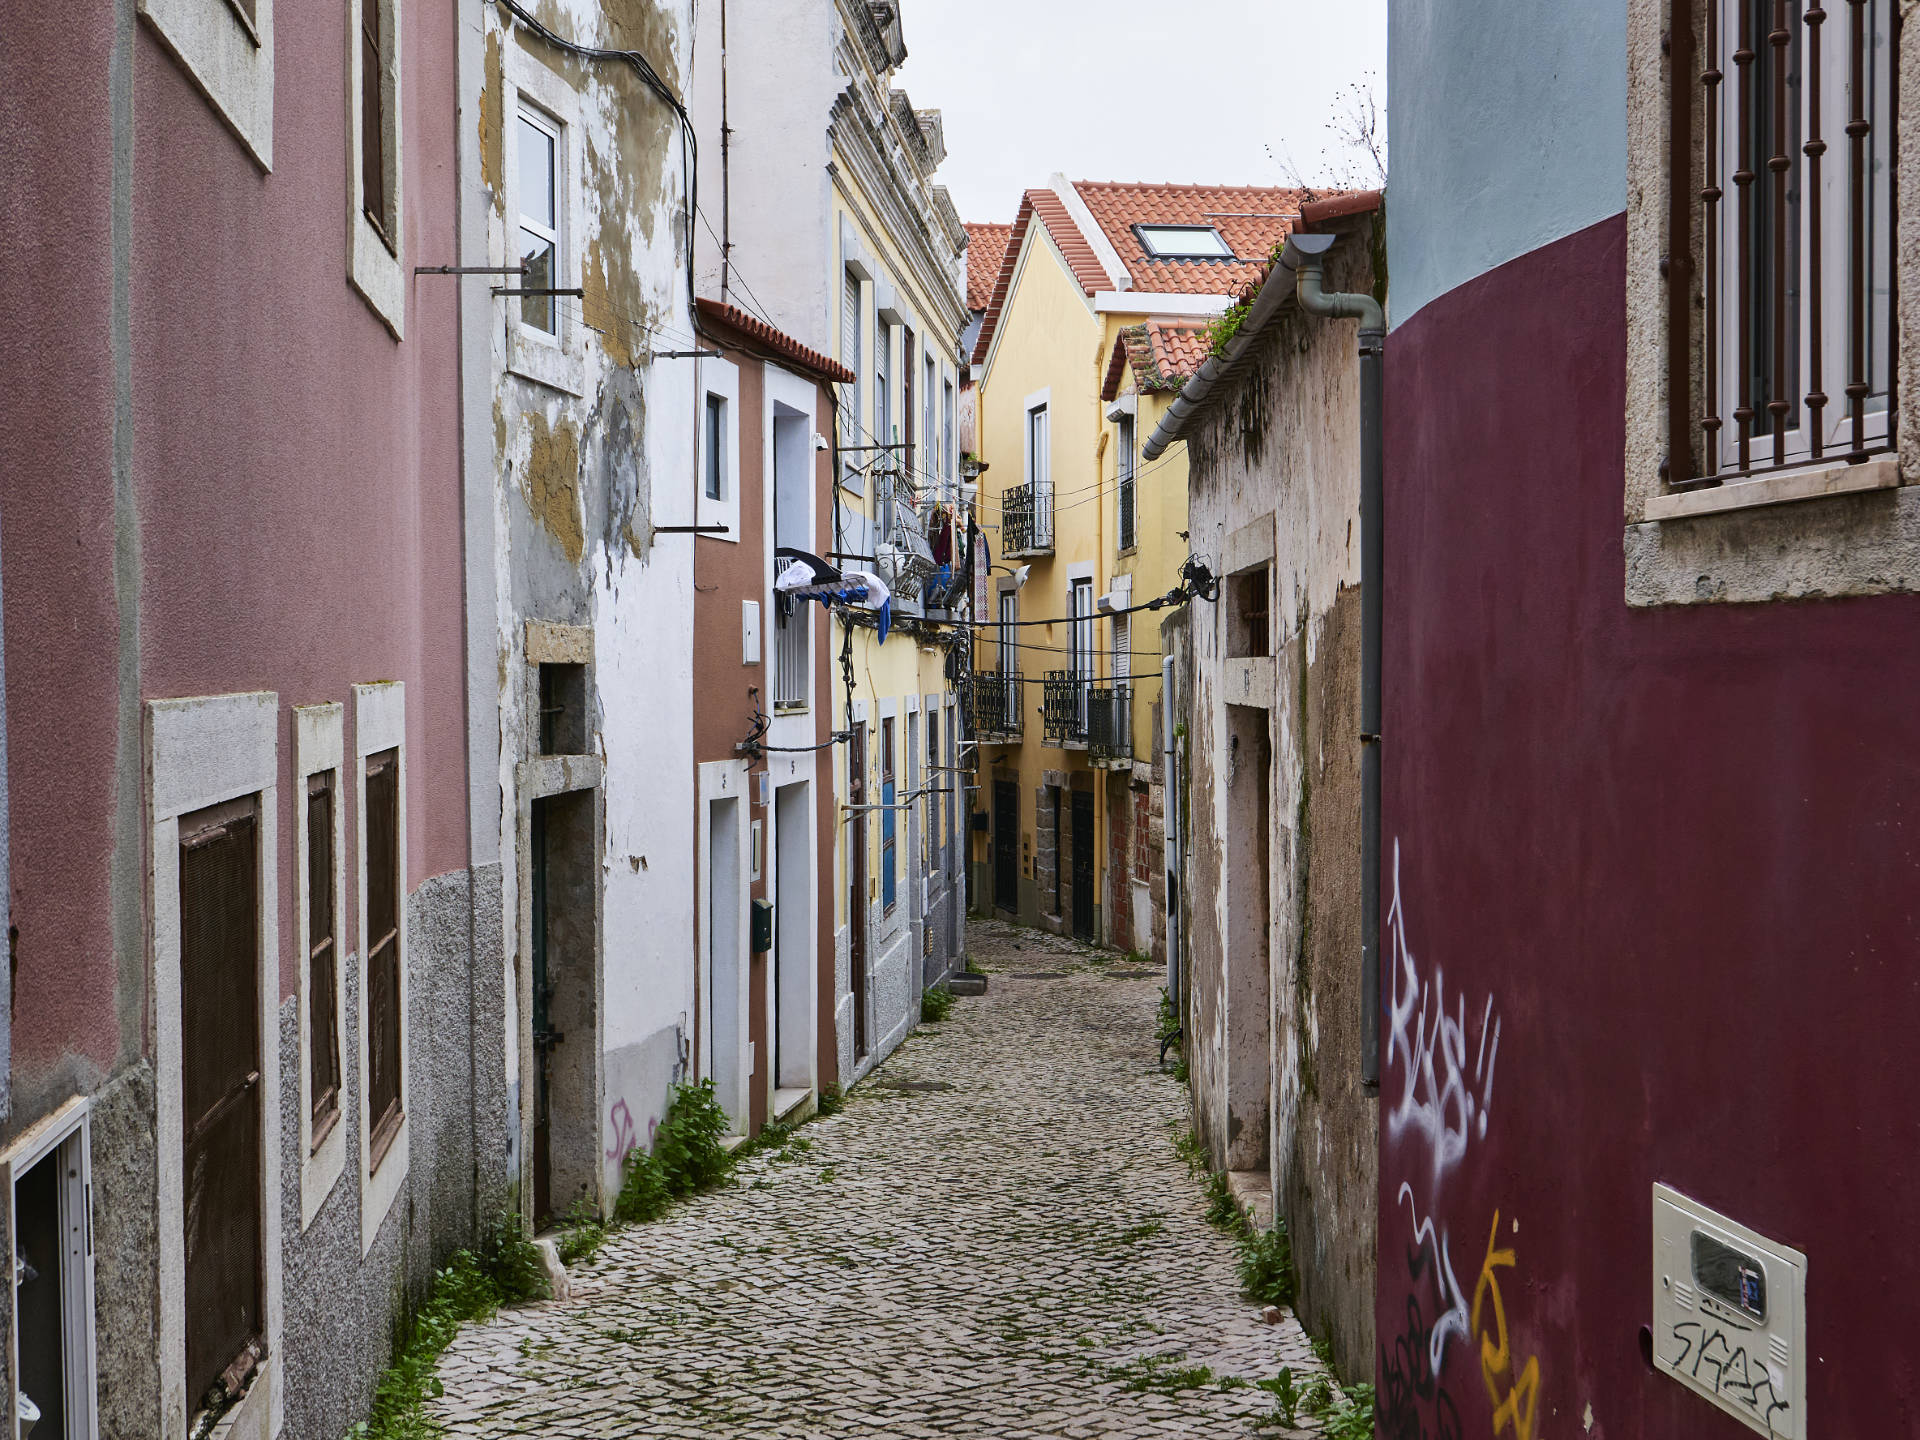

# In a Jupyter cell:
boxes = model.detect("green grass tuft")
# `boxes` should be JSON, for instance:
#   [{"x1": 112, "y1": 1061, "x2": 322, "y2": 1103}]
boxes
[{"x1": 920, "y1": 983, "x2": 955, "y2": 1023}]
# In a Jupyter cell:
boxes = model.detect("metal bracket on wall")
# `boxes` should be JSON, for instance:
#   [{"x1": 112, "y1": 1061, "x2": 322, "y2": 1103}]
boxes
[
  {"x1": 491, "y1": 287, "x2": 586, "y2": 299},
  {"x1": 415, "y1": 264, "x2": 530, "y2": 276}
]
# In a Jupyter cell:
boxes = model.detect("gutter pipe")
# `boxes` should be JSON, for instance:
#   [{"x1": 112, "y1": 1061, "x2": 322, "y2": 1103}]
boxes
[
  {"x1": 1283, "y1": 231, "x2": 1385, "y2": 1089},
  {"x1": 1139, "y1": 215, "x2": 1386, "y2": 1090}
]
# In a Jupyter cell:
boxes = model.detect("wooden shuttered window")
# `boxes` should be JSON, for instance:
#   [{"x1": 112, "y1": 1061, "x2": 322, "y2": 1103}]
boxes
[
  {"x1": 179, "y1": 797, "x2": 264, "y2": 1411},
  {"x1": 307, "y1": 771, "x2": 341, "y2": 1146},
  {"x1": 365, "y1": 749, "x2": 403, "y2": 1166}
]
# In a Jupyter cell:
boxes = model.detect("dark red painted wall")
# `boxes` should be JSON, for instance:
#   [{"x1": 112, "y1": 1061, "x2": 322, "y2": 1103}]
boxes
[
  {"x1": 0, "y1": 4, "x2": 125, "y2": 1094},
  {"x1": 0, "y1": 0, "x2": 469, "y2": 1107},
  {"x1": 131, "y1": 4, "x2": 470, "y2": 1011},
  {"x1": 1379, "y1": 215, "x2": 1920, "y2": 1438}
]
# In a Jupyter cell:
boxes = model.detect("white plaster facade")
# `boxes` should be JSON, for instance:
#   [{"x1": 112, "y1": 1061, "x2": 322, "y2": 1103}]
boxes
[
  {"x1": 690, "y1": 0, "x2": 969, "y2": 1088},
  {"x1": 460, "y1": 0, "x2": 699, "y2": 1221}
]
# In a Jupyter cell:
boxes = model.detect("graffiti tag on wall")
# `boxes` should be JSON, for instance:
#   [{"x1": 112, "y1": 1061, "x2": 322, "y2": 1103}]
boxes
[{"x1": 1381, "y1": 842, "x2": 1542, "y2": 1440}]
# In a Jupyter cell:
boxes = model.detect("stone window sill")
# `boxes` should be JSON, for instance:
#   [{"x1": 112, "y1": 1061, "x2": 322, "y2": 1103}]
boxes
[
  {"x1": 1625, "y1": 455, "x2": 1920, "y2": 607},
  {"x1": 1644, "y1": 455, "x2": 1899, "y2": 522}
]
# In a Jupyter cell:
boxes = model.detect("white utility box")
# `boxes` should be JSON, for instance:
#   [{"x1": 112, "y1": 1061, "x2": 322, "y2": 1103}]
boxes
[{"x1": 1651, "y1": 1183, "x2": 1805, "y2": 1438}]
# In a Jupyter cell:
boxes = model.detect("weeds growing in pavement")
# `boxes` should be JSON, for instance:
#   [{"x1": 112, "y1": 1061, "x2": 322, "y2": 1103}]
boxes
[
  {"x1": 817, "y1": 1081, "x2": 846, "y2": 1116},
  {"x1": 1176, "y1": 1127, "x2": 1300, "y2": 1308},
  {"x1": 1108, "y1": 1354, "x2": 1216, "y2": 1395},
  {"x1": 347, "y1": 1211, "x2": 545, "y2": 1439},
  {"x1": 556, "y1": 1197, "x2": 608, "y2": 1266},
  {"x1": 652, "y1": 1078, "x2": 732, "y2": 1195},
  {"x1": 1156, "y1": 986, "x2": 1188, "y2": 1082},
  {"x1": 920, "y1": 982, "x2": 955, "y2": 1023},
  {"x1": 1257, "y1": 1367, "x2": 1303, "y2": 1428},
  {"x1": 1253, "y1": 1353, "x2": 1375, "y2": 1436},
  {"x1": 1237, "y1": 1222, "x2": 1295, "y2": 1307},
  {"x1": 1302, "y1": 1375, "x2": 1376, "y2": 1439}
]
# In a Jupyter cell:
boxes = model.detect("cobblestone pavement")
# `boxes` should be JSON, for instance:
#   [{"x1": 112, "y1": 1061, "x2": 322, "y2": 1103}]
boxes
[{"x1": 432, "y1": 919, "x2": 1327, "y2": 1438}]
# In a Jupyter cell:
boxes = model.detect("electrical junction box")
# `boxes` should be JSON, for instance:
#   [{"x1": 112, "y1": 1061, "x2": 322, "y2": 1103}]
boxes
[
  {"x1": 750, "y1": 898, "x2": 773, "y2": 954},
  {"x1": 1652, "y1": 1183, "x2": 1806, "y2": 1438}
]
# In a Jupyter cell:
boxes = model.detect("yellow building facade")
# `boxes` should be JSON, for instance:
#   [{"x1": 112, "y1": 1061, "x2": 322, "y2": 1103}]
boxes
[
  {"x1": 825, "y1": 6, "x2": 971, "y2": 1085},
  {"x1": 968, "y1": 179, "x2": 1300, "y2": 952}
]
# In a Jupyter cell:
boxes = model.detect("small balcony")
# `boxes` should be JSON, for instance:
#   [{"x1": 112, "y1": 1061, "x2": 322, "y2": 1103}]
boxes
[
  {"x1": 969, "y1": 670, "x2": 1023, "y2": 738},
  {"x1": 773, "y1": 602, "x2": 808, "y2": 711},
  {"x1": 1087, "y1": 684, "x2": 1132, "y2": 765},
  {"x1": 1001, "y1": 481, "x2": 1053, "y2": 557},
  {"x1": 1041, "y1": 670, "x2": 1088, "y2": 747},
  {"x1": 1041, "y1": 675, "x2": 1132, "y2": 763}
]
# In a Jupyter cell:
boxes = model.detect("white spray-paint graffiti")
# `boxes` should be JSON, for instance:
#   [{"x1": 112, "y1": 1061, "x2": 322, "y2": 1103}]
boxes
[
  {"x1": 1386, "y1": 840, "x2": 1501, "y2": 1185},
  {"x1": 1381, "y1": 841, "x2": 1543, "y2": 1440},
  {"x1": 1398, "y1": 1180, "x2": 1472, "y2": 1373}
]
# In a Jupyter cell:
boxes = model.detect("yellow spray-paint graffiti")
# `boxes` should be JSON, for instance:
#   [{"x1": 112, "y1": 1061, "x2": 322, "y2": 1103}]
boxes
[{"x1": 1471, "y1": 1211, "x2": 1541, "y2": 1440}]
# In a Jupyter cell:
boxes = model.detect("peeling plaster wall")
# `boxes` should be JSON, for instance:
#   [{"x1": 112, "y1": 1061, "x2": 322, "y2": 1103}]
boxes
[
  {"x1": 1182, "y1": 229, "x2": 1378, "y2": 1380},
  {"x1": 473, "y1": 0, "x2": 697, "y2": 1213}
]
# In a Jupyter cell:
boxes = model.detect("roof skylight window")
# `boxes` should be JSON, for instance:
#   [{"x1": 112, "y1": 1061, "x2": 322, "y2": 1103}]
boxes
[{"x1": 1134, "y1": 224, "x2": 1233, "y2": 259}]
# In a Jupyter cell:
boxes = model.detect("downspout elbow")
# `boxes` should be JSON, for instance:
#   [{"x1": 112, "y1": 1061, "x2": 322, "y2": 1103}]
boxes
[{"x1": 1284, "y1": 232, "x2": 1384, "y2": 337}]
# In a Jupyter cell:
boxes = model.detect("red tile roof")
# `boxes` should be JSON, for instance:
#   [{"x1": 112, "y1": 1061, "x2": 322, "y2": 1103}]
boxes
[
  {"x1": 963, "y1": 223, "x2": 1011, "y2": 313},
  {"x1": 1102, "y1": 321, "x2": 1214, "y2": 401},
  {"x1": 696, "y1": 298, "x2": 855, "y2": 385},
  {"x1": 971, "y1": 180, "x2": 1351, "y2": 368},
  {"x1": 1074, "y1": 181, "x2": 1312, "y2": 294}
]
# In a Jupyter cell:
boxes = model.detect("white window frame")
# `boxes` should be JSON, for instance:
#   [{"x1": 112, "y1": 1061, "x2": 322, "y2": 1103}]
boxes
[
  {"x1": 514, "y1": 106, "x2": 564, "y2": 343},
  {"x1": 697, "y1": 356, "x2": 742, "y2": 543},
  {"x1": 1134, "y1": 223, "x2": 1232, "y2": 259},
  {"x1": 943, "y1": 374, "x2": 956, "y2": 492},
  {"x1": 346, "y1": 0, "x2": 404, "y2": 337},
  {"x1": 294, "y1": 702, "x2": 349, "y2": 1232},
  {"x1": 875, "y1": 321, "x2": 895, "y2": 538},
  {"x1": 146, "y1": 690, "x2": 283, "y2": 1440},
  {"x1": 1116, "y1": 411, "x2": 1137, "y2": 552},
  {"x1": 503, "y1": 54, "x2": 586, "y2": 396},
  {"x1": 138, "y1": 0, "x2": 275, "y2": 168},
  {"x1": 841, "y1": 265, "x2": 866, "y2": 492},
  {"x1": 1706, "y1": 0, "x2": 1894, "y2": 476},
  {"x1": 354, "y1": 681, "x2": 409, "y2": 1256},
  {"x1": 1024, "y1": 387, "x2": 1053, "y2": 550},
  {"x1": 3, "y1": 1098, "x2": 99, "y2": 1440},
  {"x1": 766, "y1": 365, "x2": 822, "y2": 716},
  {"x1": 923, "y1": 352, "x2": 937, "y2": 487}
]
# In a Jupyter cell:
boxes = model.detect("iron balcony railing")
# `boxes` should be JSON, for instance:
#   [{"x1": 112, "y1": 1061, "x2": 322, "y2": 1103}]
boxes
[
  {"x1": 1041, "y1": 671, "x2": 1089, "y2": 746},
  {"x1": 1087, "y1": 684, "x2": 1131, "y2": 763},
  {"x1": 1041, "y1": 675, "x2": 1132, "y2": 760},
  {"x1": 773, "y1": 603, "x2": 808, "y2": 710},
  {"x1": 1001, "y1": 480, "x2": 1053, "y2": 556},
  {"x1": 969, "y1": 670, "x2": 1022, "y2": 737}
]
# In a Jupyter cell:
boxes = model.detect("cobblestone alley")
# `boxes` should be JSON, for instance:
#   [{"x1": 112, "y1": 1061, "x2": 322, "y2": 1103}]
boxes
[{"x1": 429, "y1": 920, "x2": 1326, "y2": 1437}]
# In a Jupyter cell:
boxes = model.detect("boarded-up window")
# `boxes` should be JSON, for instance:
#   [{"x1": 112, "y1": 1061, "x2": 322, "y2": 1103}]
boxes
[
  {"x1": 308, "y1": 772, "x2": 341, "y2": 1145},
  {"x1": 366, "y1": 749, "x2": 403, "y2": 1165},
  {"x1": 179, "y1": 797, "x2": 263, "y2": 1410}
]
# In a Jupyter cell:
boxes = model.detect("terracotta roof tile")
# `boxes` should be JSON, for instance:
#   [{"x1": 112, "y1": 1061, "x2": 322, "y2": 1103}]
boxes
[
  {"x1": 963, "y1": 223, "x2": 1012, "y2": 313},
  {"x1": 1073, "y1": 180, "x2": 1316, "y2": 294},
  {"x1": 1027, "y1": 188, "x2": 1114, "y2": 296},
  {"x1": 1102, "y1": 321, "x2": 1212, "y2": 401},
  {"x1": 695, "y1": 298, "x2": 855, "y2": 386}
]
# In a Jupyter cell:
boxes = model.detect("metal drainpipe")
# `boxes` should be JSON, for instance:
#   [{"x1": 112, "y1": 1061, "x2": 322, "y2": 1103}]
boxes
[{"x1": 1283, "y1": 232, "x2": 1385, "y2": 1089}]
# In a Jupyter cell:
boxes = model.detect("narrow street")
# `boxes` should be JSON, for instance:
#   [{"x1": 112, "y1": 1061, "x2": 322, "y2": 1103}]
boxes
[{"x1": 430, "y1": 920, "x2": 1323, "y2": 1438}]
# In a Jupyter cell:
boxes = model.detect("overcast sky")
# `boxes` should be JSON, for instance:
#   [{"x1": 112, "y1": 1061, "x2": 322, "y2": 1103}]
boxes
[{"x1": 893, "y1": 0, "x2": 1388, "y2": 227}]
